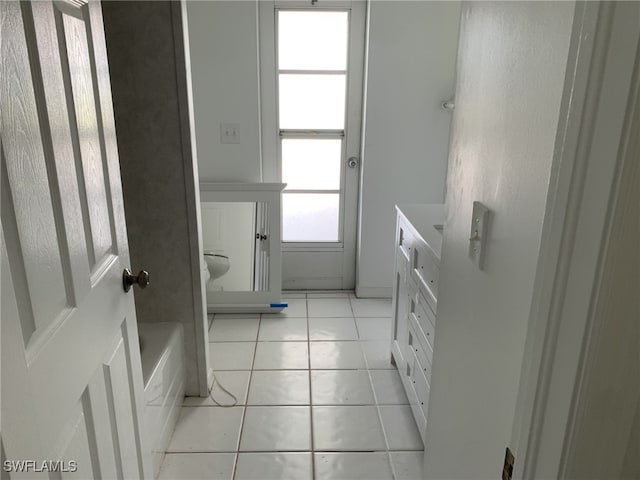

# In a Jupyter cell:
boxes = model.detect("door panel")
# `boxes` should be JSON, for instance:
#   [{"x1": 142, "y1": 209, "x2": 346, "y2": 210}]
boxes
[{"x1": 1, "y1": 0, "x2": 150, "y2": 477}]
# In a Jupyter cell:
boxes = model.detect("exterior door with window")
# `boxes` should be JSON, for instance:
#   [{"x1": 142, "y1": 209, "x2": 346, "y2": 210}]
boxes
[{"x1": 260, "y1": 0, "x2": 365, "y2": 290}]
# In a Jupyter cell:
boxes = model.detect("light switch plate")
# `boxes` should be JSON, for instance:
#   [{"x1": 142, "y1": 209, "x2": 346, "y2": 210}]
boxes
[
  {"x1": 469, "y1": 201, "x2": 490, "y2": 270},
  {"x1": 220, "y1": 123, "x2": 240, "y2": 144}
]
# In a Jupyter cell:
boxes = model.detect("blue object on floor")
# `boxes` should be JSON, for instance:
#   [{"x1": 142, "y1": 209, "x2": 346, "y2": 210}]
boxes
[{"x1": 270, "y1": 303, "x2": 288, "y2": 309}]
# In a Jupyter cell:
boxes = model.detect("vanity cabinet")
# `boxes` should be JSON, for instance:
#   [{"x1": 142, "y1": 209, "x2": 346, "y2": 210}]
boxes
[{"x1": 391, "y1": 204, "x2": 444, "y2": 443}]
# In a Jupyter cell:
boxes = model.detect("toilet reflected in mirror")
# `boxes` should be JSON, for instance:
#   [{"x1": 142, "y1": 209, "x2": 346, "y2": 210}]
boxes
[{"x1": 200, "y1": 201, "x2": 266, "y2": 292}]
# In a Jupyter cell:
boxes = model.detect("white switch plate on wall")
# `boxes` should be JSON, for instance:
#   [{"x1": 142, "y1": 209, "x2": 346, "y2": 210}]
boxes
[
  {"x1": 469, "y1": 201, "x2": 490, "y2": 270},
  {"x1": 220, "y1": 123, "x2": 240, "y2": 144}
]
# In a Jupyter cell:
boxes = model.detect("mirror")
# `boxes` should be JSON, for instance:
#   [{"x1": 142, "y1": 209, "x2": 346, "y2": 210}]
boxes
[{"x1": 200, "y1": 201, "x2": 268, "y2": 292}]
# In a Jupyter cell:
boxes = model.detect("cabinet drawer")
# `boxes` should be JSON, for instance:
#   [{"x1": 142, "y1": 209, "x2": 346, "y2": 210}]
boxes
[
  {"x1": 412, "y1": 245, "x2": 439, "y2": 307},
  {"x1": 401, "y1": 354, "x2": 427, "y2": 442},
  {"x1": 412, "y1": 350, "x2": 431, "y2": 418},
  {"x1": 411, "y1": 294, "x2": 436, "y2": 354},
  {"x1": 407, "y1": 313, "x2": 431, "y2": 377}
]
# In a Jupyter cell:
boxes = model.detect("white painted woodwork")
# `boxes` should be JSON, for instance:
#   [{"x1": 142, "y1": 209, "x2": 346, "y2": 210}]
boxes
[
  {"x1": 511, "y1": 3, "x2": 640, "y2": 478},
  {"x1": 563, "y1": 64, "x2": 640, "y2": 478},
  {"x1": 259, "y1": 0, "x2": 366, "y2": 290},
  {"x1": 199, "y1": 183, "x2": 285, "y2": 313},
  {"x1": 390, "y1": 204, "x2": 444, "y2": 444},
  {"x1": 1, "y1": 1, "x2": 151, "y2": 477}
]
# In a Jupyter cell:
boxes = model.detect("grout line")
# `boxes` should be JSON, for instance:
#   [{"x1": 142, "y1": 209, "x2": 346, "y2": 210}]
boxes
[
  {"x1": 172, "y1": 293, "x2": 413, "y2": 479},
  {"x1": 230, "y1": 326, "x2": 261, "y2": 480},
  {"x1": 305, "y1": 296, "x2": 317, "y2": 480},
  {"x1": 165, "y1": 448, "x2": 414, "y2": 454}
]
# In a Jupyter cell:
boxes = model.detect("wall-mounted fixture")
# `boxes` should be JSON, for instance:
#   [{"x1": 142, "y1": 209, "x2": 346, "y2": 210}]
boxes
[{"x1": 469, "y1": 201, "x2": 490, "y2": 270}]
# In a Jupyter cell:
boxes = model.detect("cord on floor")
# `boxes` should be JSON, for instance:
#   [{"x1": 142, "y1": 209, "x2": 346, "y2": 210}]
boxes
[{"x1": 209, "y1": 373, "x2": 238, "y2": 407}]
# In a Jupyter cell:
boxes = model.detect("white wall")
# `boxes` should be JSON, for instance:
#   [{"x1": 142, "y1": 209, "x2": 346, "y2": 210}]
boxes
[
  {"x1": 186, "y1": 1, "x2": 262, "y2": 182},
  {"x1": 424, "y1": 2, "x2": 575, "y2": 478},
  {"x1": 356, "y1": 1, "x2": 461, "y2": 297}
]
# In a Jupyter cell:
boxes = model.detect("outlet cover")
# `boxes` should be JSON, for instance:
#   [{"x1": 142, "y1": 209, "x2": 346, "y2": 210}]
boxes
[{"x1": 220, "y1": 123, "x2": 240, "y2": 144}]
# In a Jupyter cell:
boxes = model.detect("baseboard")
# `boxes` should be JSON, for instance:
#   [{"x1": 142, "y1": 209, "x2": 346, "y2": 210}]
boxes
[{"x1": 355, "y1": 286, "x2": 393, "y2": 298}]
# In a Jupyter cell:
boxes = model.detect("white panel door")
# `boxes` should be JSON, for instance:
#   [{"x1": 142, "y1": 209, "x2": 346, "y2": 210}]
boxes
[{"x1": 1, "y1": 1, "x2": 151, "y2": 478}]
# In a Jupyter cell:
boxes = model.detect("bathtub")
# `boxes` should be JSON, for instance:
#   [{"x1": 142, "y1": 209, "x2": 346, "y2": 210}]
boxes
[{"x1": 138, "y1": 322, "x2": 185, "y2": 477}]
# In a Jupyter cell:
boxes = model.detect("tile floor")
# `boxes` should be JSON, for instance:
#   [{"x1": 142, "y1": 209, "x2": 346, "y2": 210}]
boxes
[{"x1": 160, "y1": 293, "x2": 424, "y2": 480}]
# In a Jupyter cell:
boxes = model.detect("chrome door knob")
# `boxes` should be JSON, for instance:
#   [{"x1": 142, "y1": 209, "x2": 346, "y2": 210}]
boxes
[{"x1": 123, "y1": 268, "x2": 150, "y2": 292}]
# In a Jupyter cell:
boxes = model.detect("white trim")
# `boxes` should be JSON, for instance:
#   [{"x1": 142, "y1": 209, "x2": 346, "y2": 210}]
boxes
[
  {"x1": 259, "y1": 0, "x2": 366, "y2": 289},
  {"x1": 173, "y1": 1, "x2": 210, "y2": 397},
  {"x1": 512, "y1": 2, "x2": 640, "y2": 477},
  {"x1": 355, "y1": 286, "x2": 392, "y2": 299},
  {"x1": 259, "y1": 0, "x2": 278, "y2": 182},
  {"x1": 354, "y1": 0, "x2": 371, "y2": 297},
  {"x1": 200, "y1": 183, "x2": 286, "y2": 314}
]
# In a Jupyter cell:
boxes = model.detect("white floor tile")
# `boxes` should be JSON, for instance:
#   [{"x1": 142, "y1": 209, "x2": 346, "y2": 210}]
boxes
[
  {"x1": 309, "y1": 317, "x2": 358, "y2": 341},
  {"x1": 209, "y1": 317, "x2": 260, "y2": 342},
  {"x1": 158, "y1": 453, "x2": 235, "y2": 480},
  {"x1": 258, "y1": 317, "x2": 308, "y2": 341},
  {"x1": 254, "y1": 342, "x2": 309, "y2": 370},
  {"x1": 209, "y1": 342, "x2": 255, "y2": 371},
  {"x1": 390, "y1": 451, "x2": 425, "y2": 480},
  {"x1": 262, "y1": 298, "x2": 307, "y2": 317},
  {"x1": 235, "y1": 453, "x2": 312, "y2": 480},
  {"x1": 310, "y1": 341, "x2": 366, "y2": 369},
  {"x1": 361, "y1": 341, "x2": 395, "y2": 369},
  {"x1": 183, "y1": 371, "x2": 251, "y2": 406},
  {"x1": 312, "y1": 406, "x2": 386, "y2": 451},
  {"x1": 311, "y1": 370, "x2": 375, "y2": 405},
  {"x1": 349, "y1": 297, "x2": 392, "y2": 317},
  {"x1": 240, "y1": 406, "x2": 311, "y2": 451},
  {"x1": 167, "y1": 407, "x2": 243, "y2": 452},
  {"x1": 247, "y1": 370, "x2": 310, "y2": 405},
  {"x1": 315, "y1": 452, "x2": 394, "y2": 480},
  {"x1": 379, "y1": 406, "x2": 424, "y2": 451},
  {"x1": 355, "y1": 317, "x2": 393, "y2": 340},
  {"x1": 307, "y1": 298, "x2": 353, "y2": 317},
  {"x1": 369, "y1": 369, "x2": 409, "y2": 405}
]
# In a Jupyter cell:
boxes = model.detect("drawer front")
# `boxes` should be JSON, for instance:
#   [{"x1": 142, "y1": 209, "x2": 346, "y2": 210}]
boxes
[
  {"x1": 407, "y1": 312, "x2": 431, "y2": 379},
  {"x1": 401, "y1": 354, "x2": 427, "y2": 442},
  {"x1": 412, "y1": 244, "x2": 439, "y2": 307},
  {"x1": 411, "y1": 293, "x2": 436, "y2": 354},
  {"x1": 412, "y1": 350, "x2": 431, "y2": 419}
]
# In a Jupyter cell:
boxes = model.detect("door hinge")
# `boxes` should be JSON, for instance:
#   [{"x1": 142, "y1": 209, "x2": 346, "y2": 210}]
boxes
[{"x1": 502, "y1": 447, "x2": 514, "y2": 480}]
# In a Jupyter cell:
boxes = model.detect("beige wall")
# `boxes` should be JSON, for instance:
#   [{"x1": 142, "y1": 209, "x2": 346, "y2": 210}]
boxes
[{"x1": 103, "y1": 1, "x2": 208, "y2": 396}]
